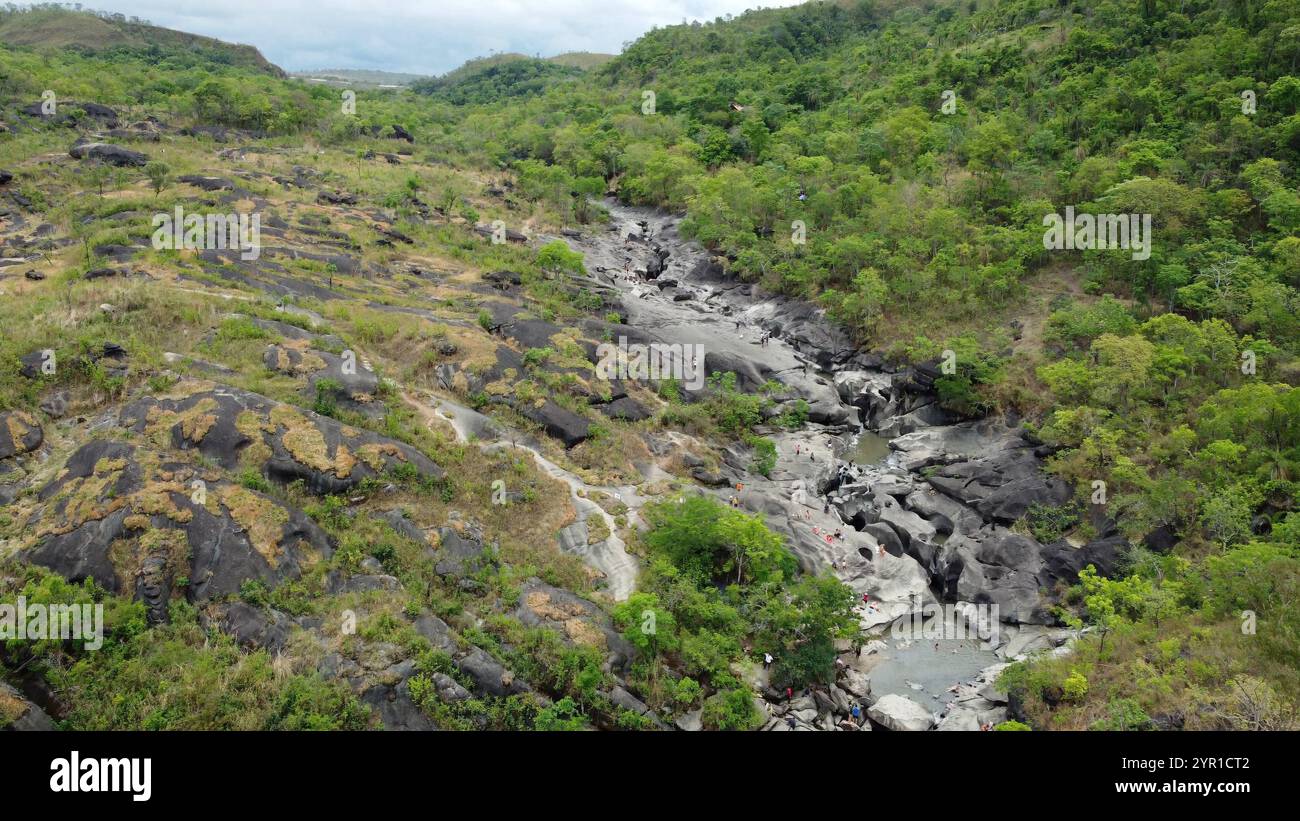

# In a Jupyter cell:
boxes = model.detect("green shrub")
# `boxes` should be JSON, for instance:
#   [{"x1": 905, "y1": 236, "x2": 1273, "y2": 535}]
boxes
[{"x1": 700, "y1": 688, "x2": 763, "y2": 730}]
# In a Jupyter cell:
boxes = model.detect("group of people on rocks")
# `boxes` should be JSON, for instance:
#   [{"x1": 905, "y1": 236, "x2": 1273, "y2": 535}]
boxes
[
  {"x1": 836, "y1": 461, "x2": 862, "y2": 485},
  {"x1": 762, "y1": 663, "x2": 868, "y2": 730}
]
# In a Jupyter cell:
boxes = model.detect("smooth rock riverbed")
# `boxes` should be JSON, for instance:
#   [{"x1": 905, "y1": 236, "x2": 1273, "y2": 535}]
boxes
[{"x1": 539, "y1": 200, "x2": 1095, "y2": 728}]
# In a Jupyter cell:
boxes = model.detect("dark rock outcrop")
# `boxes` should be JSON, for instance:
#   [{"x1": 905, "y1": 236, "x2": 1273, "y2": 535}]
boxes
[
  {"x1": 0, "y1": 411, "x2": 42, "y2": 460},
  {"x1": 21, "y1": 440, "x2": 334, "y2": 610},
  {"x1": 116, "y1": 382, "x2": 443, "y2": 494},
  {"x1": 0, "y1": 682, "x2": 56, "y2": 731},
  {"x1": 515, "y1": 579, "x2": 635, "y2": 672},
  {"x1": 68, "y1": 141, "x2": 148, "y2": 167},
  {"x1": 360, "y1": 660, "x2": 438, "y2": 730},
  {"x1": 177, "y1": 175, "x2": 235, "y2": 191},
  {"x1": 518, "y1": 400, "x2": 591, "y2": 448},
  {"x1": 205, "y1": 601, "x2": 293, "y2": 652}
]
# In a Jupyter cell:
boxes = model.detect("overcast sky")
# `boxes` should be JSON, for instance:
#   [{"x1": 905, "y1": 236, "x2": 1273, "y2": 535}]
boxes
[{"x1": 78, "y1": 0, "x2": 805, "y2": 76}]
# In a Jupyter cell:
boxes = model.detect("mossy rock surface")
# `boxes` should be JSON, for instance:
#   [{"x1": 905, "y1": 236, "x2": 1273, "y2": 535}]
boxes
[
  {"x1": 21, "y1": 439, "x2": 333, "y2": 612},
  {"x1": 119, "y1": 380, "x2": 442, "y2": 493}
]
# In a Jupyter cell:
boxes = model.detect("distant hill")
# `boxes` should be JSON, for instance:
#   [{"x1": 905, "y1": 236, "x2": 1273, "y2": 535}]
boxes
[
  {"x1": 292, "y1": 53, "x2": 612, "y2": 95},
  {"x1": 291, "y1": 69, "x2": 431, "y2": 89},
  {"x1": 0, "y1": 6, "x2": 284, "y2": 76},
  {"x1": 410, "y1": 51, "x2": 614, "y2": 104},
  {"x1": 547, "y1": 51, "x2": 616, "y2": 70},
  {"x1": 434, "y1": 51, "x2": 614, "y2": 83}
]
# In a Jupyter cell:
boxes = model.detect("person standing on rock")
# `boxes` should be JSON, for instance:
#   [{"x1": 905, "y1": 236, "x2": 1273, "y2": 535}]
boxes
[{"x1": 764, "y1": 652, "x2": 773, "y2": 670}]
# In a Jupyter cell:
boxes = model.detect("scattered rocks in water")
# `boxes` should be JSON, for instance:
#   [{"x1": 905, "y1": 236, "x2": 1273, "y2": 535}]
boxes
[
  {"x1": 935, "y1": 663, "x2": 1010, "y2": 731},
  {"x1": 867, "y1": 693, "x2": 935, "y2": 731}
]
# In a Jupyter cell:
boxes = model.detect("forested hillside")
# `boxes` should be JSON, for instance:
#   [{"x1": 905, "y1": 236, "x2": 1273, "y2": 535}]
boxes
[{"x1": 0, "y1": 4, "x2": 284, "y2": 75}]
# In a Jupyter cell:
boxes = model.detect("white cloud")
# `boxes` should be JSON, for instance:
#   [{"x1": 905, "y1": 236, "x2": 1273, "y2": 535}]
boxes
[{"x1": 81, "y1": 0, "x2": 806, "y2": 75}]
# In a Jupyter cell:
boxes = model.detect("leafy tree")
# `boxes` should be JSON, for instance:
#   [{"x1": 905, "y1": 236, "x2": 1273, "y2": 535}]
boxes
[
  {"x1": 537, "y1": 240, "x2": 586, "y2": 275},
  {"x1": 143, "y1": 161, "x2": 170, "y2": 197}
]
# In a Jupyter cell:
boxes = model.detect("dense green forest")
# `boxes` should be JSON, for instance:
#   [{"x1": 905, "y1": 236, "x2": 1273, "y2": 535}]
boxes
[{"x1": 1, "y1": 0, "x2": 1297, "y2": 730}]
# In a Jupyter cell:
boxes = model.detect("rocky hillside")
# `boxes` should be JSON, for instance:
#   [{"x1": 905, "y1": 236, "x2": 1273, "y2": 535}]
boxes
[
  {"x1": 1, "y1": 0, "x2": 1297, "y2": 733},
  {"x1": 0, "y1": 52, "x2": 1020, "y2": 732}
]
